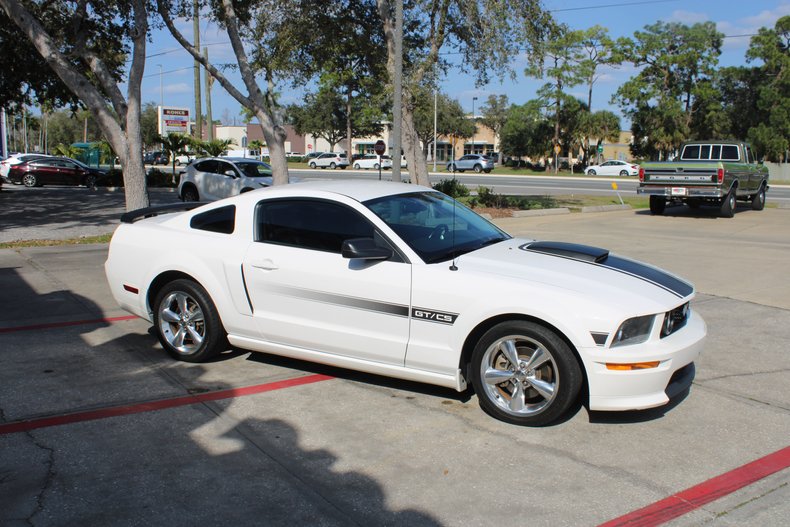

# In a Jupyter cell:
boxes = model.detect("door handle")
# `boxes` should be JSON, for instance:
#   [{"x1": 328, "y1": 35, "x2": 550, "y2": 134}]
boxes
[{"x1": 250, "y1": 259, "x2": 278, "y2": 270}]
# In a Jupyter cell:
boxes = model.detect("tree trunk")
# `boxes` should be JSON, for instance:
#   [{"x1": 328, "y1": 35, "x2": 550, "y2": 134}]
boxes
[
  {"x1": 256, "y1": 117, "x2": 288, "y2": 185},
  {"x1": 346, "y1": 90, "x2": 353, "y2": 158},
  {"x1": 401, "y1": 103, "x2": 429, "y2": 187}
]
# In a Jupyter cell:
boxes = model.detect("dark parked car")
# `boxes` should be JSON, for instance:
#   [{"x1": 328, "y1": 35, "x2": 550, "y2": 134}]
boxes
[
  {"x1": 7, "y1": 157, "x2": 107, "y2": 188},
  {"x1": 144, "y1": 151, "x2": 170, "y2": 165}
]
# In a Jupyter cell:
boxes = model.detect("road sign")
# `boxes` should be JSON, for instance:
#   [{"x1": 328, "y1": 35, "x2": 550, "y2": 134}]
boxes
[
  {"x1": 554, "y1": 144, "x2": 561, "y2": 154},
  {"x1": 597, "y1": 144, "x2": 604, "y2": 154},
  {"x1": 374, "y1": 140, "x2": 386, "y2": 155}
]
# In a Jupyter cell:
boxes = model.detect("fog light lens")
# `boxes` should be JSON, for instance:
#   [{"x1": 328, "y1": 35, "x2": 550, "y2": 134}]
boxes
[{"x1": 606, "y1": 361, "x2": 660, "y2": 371}]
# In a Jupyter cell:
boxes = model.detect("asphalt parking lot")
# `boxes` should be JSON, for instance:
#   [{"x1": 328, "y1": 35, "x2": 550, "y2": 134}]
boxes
[{"x1": 1, "y1": 186, "x2": 789, "y2": 526}]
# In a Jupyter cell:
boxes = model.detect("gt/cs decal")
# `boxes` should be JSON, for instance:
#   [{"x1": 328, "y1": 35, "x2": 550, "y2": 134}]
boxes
[{"x1": 411, "y1": 308, "x2": 458, "y2": 325}]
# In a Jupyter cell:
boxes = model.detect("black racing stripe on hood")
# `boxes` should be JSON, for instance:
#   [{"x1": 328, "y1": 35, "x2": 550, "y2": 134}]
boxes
[{"x1": 521, "y1": 241, "x2": 693, "y2": 298}]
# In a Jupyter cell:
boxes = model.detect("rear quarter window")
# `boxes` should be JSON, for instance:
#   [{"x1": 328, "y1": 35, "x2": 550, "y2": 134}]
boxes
[{"x1": 190, "y1": 205, "x2": 236, "y2": 234}]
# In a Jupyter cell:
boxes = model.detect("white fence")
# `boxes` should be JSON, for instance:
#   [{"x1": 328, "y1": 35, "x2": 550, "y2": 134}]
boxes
[{"x1": 766, "y1": 162, "x2": 790, "y2": 183}]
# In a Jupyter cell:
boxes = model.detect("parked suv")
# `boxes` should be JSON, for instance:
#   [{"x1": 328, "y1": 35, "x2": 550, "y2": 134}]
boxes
[
  {"x1": 178, "y1": 157, "x2": 273, "y2": 202},
  {"x1": 309, "y1": 152, "x2": 349, "y2": 169},
  {"x1": 144, "y1": 151, "x2": 169, "y2": 165},
  {"x1": 447, "y1": 154, "x2": 494, "y2": 173}
]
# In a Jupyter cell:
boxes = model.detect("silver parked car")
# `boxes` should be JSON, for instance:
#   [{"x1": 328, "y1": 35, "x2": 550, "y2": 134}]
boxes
[
  {"x1": 178, "y1": 157, "x2": 273, "y2": 202},
  {"x1": 447, "y1": 154, "x2": 494, "y2": 173},
  {"x1": 309, "y1": 152, "x2": 349, "y2": 169}
]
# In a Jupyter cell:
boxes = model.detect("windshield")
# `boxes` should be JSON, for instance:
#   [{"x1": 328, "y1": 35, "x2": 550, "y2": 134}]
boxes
[
  {"x1": 364, "y1": 191, "x2": 510, "y2": 263},
  {"x1": 236, "y1": 161, "x2": 272, "y2": 177}
]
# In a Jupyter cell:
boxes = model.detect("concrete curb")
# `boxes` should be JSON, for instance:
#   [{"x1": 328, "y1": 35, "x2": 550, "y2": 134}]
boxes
[
  {"x1": 511, "y1": 208, "x2": 572, "y2": 217},
  {"x1": 580, "y1": 204, "x2": 632, "y2": 213}
]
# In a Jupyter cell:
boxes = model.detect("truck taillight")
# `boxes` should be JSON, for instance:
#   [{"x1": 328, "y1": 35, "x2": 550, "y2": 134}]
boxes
[
  {"x1": 638, "y1": 167, "x2": 645, "y2": 182},
  {"x1": 717, "y1": 168, "x2": 724, "y2": 184}
]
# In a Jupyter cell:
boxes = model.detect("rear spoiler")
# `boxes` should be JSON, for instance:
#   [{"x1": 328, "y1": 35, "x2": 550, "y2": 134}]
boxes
[{"x1": 120, "y1": 202, "x2": 205, "y2": 224}]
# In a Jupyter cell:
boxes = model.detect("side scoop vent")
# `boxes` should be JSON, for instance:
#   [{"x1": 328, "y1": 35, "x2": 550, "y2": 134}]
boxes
[{"x1": 520, "y1": 241, "x2": 610, "y2": 263}]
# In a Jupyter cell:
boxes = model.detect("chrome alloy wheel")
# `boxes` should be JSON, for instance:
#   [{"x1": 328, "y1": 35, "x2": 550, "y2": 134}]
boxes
[
  {"x1": 157, "y1": 291, "x2": 206, "y2": 354},
  {"x1": 479, "y1": 334, "x2": 558, "y2": 416}
]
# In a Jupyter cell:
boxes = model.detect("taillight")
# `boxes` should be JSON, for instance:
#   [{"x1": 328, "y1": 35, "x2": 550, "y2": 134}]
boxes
[
  {"x1": 717, "y1": 168, "x2": 724, "y2": 184},
  {"x1": 638, "y1": 167, "x2": 645, "y2": 182}
]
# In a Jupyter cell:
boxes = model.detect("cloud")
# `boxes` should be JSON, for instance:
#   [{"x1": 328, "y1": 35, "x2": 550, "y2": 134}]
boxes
[
  {"x1": 667, "y1": 10, "x2": 710, "y2": 24},
  {"x1": 719, "y1": 3, "x2": 790, "y2": 51}
]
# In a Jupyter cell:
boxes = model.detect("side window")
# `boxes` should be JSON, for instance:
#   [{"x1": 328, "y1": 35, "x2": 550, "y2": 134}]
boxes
[
  {"x1": 681, "y1": 145, "x2": 700, "y2": 160},
  {"x1": 216, "y1": 161, "x2": 236, "y2": 176},
  {"x1": 745, "y1": 146, "x2": 754, "y2": 163},
  {"x1": 256, "y1": 199, "x2": 375, "y2": 253},
  {"x1": 711, "y1": 145, "x2": 722, "y2": 160},
  {"x1": 190, "y1": 205, "x2": 236, "y2": 234},
  {"x1": 721, "y1": 145, "x2": 740, "y2": 161},
  {"x1": 699, "y1": 145, "x2": 711, "y2": 159},
  {"x1": 193, "y1": 160, "x2": 217, "y2": 173}
]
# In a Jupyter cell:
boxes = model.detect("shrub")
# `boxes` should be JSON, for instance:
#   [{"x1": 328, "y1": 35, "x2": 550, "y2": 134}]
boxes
[
  {"x1": 146, "y1": 168, "x2": 177, "y2": 187},
  {"x1": 433, "y1": 178, "x2": 470, "y2": 198},
  {"x1": 476, "y1": 186, "x2": 509, "y2": 208},
  {"x1": 100, "y1": 168, "x2": 124, "y2": 187}
]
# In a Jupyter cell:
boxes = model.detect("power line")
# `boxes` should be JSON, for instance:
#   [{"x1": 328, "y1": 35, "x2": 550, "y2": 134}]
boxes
[{"x1": 550, "y1": 0, "x2": 678, "y2": 13}]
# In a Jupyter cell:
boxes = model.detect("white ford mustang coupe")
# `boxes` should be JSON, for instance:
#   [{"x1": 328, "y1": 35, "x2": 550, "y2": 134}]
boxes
[{"x1": 105, "y1": 181, "x2": 706, "y2": 426}]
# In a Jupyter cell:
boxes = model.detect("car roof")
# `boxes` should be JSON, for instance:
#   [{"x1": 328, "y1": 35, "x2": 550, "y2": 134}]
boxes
[{"x1": 250, "y1": 180, "x2": 433, "y2": 203}]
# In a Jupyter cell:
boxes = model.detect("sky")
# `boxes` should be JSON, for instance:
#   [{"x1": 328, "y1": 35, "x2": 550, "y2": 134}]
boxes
[{"x1": 140, "y1": 0, "x2": 790, "y2": 128}]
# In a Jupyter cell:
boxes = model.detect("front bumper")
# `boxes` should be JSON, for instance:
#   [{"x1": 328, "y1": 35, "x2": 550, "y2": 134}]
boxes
[
  {"x1": 585, "y1": 310, "x2": 706, "y2": 411},
  {"x1": 638, "y1": 186, "x2": 724, "y2": 198}
]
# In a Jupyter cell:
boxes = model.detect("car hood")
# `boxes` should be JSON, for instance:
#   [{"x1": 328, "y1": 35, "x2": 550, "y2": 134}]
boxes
[{"x1": 456, "y1": 238, "x2": 693, "y2": 313}]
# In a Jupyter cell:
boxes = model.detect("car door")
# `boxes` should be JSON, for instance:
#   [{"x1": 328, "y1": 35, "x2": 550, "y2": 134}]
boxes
[
  {"x1": 30, "y1": 159, "x2": 60, "y2": 184},
  {"x1": 59, "y1": 160, "x2": 84, "y2": 185},
  {"x1": 242, "y1": 198, "x2": 412, "y2": 365}
]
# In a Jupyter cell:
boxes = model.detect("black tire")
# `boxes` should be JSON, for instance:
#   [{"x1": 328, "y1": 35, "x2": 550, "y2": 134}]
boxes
[
  {"x1": 22, "y1": 174, "x2": 38, "y2": 187},
  {"x1": 474, "y1": 164, "x2": 483, "y2": 173},
  {"x1": 353, "y1": 163, "x2": 361, "y2": 169},
  {"x1": 447, "y1": 164, "x2": 455, "y2": 172},
  {"x1": 470, "y1": 321, "x2": 582, "y2": 426},
  {"x1": 649, "y1": 195, "x2": 666, "y2": 215},
  {"x1": 309, "y1": 162, "x2": 317, "y2": 169},
  {"x1": 751, "y1": 185, "x2": 766, "y2": 211},
  {"x1": 182, "y1": 186, "x2": 199, "y2": 202},
  {"x1": 619, "y1": 170, "x2": 628, "y2": 176},
  {"x1": 587, "y1": 169, "x2": 596, "y2": 176},
  {"x1": 484, "y1": 169, "x2": 492, "y2": 173},
  {"x1": 373, "y1": 163, "x2": 380, "y2": 170},
  {"x1": 85, "y1": 174, "x2": 97, "y2": 189},
  {"x1": 330, "y1": 162, "x2": 337, "y2": 169},
  {"x1": 153, "y1": 279, "x2": 227, "y2": 363},
  {"x1": 720, "y1": 189, "x2": 736, "y2": 218}
]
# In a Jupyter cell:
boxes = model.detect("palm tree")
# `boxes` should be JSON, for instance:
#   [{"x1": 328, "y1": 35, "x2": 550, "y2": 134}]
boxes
[
  {"x1": 159, "y1": 133, "x2": 193, "y2": 179},
  {"x1": 248, "y1": 139, "x2": 264, "y2": 159},
  {"x1": 52, "y1": 143, "x2": 84, "y2": 159},
  {"x1": 195, "y1": 138, "x2": 236, "y2": 157}
]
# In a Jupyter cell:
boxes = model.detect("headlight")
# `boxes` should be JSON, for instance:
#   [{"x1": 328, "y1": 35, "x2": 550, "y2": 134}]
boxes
[{"x1": 611, "y1": 315, "x2": 655, "y2": 347}]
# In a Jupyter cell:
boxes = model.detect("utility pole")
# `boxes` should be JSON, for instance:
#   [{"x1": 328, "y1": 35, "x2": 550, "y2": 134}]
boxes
[
  {"x1": 0, "y1": 107, "x2": 7, "y2": 158},
  {"x1": 193, "y1": 0, "x2": 202, "y2": 140},
  {"x1": 433, "y1": 89, "x2": 437, "y2": 172},
  {"x1": 391, "y1": 0, "x2": 403, "y2": 182},
  {"x1": 204, "y1": 47, "x2": 214, "y2": 141},
  {"x1": 471, "y1": 96, "x2": 477, "y2": 155}
]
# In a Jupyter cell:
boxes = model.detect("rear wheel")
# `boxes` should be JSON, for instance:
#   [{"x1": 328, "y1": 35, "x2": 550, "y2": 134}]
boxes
[
  {"x1": 649, "y1": 195, "x2": 666, "y2": 215},
  {"x1": 330, "y1": 162, "x2": 337, "y2": 169},
  {"x1": 470, "y1": 321, "x2": 582, "y2": 426},
  {"x1": 182, "y1": 186, "x2": 199, "y2": 202},
  {"x1": 374, "y1": 163, "x2": 380, "y2": 170},
  {"x1": 309, "y1": 161, "x2": 317, "y2": 169},
  {"x1": 22, "y1": 174, "x2": 38, "y2": 187},
  {"x1": 720, "y1": 190, "x2": 736, "y2": 218},
  {"x1": 619, "y1": 170, "x2": 628, "y2": 176},
  {"x1": 153, "y1": 279, "x2": 226, "y2": 363},
  {"x1": 751, "y1": 185, "x2": 766, "y2": 211}
]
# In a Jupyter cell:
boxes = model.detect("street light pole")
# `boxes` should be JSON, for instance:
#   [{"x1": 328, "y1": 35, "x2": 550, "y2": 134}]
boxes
[
  {"x1": 472, "y1": 96, "x2": 478, "y2": 155},
  {"x1": 158, "y1": 64, "x2": 163, "y2": 107},
  {"x1": 433, "y1": 89, "x2": 437, "y2": 172}
]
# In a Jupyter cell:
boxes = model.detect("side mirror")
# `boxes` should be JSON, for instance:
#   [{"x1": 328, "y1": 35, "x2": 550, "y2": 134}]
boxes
[
  {"x1": 224, "y1": 170, "x2": 237, "y2": 177},
  {"x1": 341, "y1": 238, "x2": 392, "y2": 261}
]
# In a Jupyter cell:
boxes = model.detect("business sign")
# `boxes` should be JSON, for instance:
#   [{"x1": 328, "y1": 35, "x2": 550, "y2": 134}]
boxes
[{"x1": 158, "y1": 106, "x2": 190, "y2": 136}]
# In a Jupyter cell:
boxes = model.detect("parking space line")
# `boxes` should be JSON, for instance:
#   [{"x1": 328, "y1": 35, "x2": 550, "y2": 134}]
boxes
[
  {"x1": 0, "y1": 315, "x2": 139, "y2": 334},
  {"x1": 598, "y1": 445, "x2": 790, "y2": 527},
  {"x1": 0, "y1": 374, "x2": 333, "y2": 435}
]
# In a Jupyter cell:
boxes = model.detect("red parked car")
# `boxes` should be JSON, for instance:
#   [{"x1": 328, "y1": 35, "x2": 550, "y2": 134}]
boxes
[{"x1": 7, "y1": 156, "x2": 107, "y2": 188}]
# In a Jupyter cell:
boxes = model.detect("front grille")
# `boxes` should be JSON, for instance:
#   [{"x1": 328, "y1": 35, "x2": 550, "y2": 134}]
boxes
[{"x1": 660, "y1": 302, "x2": 689, "y2": 338}]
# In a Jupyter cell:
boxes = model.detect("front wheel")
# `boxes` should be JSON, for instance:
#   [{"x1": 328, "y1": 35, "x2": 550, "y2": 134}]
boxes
[
  {"x1": 353, "y1": 163, "x2": 361, "y2": 169},
  {"x1": 720, "y1": 190, "x2": 736, "y2": 218},
  {"x1": 309, "y1": 162, "x2": 317, "y2": 169},
  {"x1": 587, "y1": 169, "x2": 596, "y2": 176},
  {"x1": 649, "y1": 195, "x2": 666, "y2": 215},
  {"x1": 182, "y1": 186, "x2": 199, "y2": 202},
  {"x1": 153, "y1": 279, "x2": 227, "y2": 362},
  {"x1": 470, "y1": 321, "x2": 582, "y2": 426},
  {"x1": 751, "y1": 186, "x2": 766, "y2": 211},
  {"x1": 474, "y1": 164, "x2": 483, "y2": 173},
  {"x1": 330, "y1": 162, "x2": 337, "y2": 169},
  {"x1": 22, "y1": 174, "x2": 38, "y2": 187},
  {"x1": 84, "y1": 175, "x2": 97, "y2": 189}
]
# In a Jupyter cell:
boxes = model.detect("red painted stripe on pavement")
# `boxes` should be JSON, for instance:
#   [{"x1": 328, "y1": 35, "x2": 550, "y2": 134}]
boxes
[
  {"x1": 599, "y1": 445, "x2": 790, "y2": 527},
  {"x1": 0, "y1": 374, "x2": 333, "y2": 435},
  {"x1": 0, "y1": 315, "x2": 139, "y2": 334}
]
